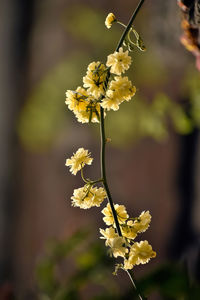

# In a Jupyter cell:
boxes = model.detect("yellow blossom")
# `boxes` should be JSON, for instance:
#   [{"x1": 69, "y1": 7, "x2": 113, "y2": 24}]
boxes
[
  {"x1": 65, "y1": 87, "x2": 88, "y2": 112},
  {"x1": 102, "y1": 203, "x2": 129, "y2": 226},
  {"x1": 133, "y1": 211, "x2": 151, "y2": 233},
  {"x1": 74, "y1": 101, "x2": 101, "y2": 123},
  {"x1": 83, "y1": 62, "x2": 107, "y2": 98},
  {"x1": 65, "y1": 87, "x2": 100, "y2": 123},
  {"x1": 71, "y1": 186, "x2": 106, "y2": 209},
  {"x1": 106, "y1": 47, "x2": 132, "y2": 75},
  {"x1": 124, "y1": 257, "x2": 136, "y2": 270},
  {"x1": 124, "y1": 240, "x2": 156, "y2": 269},
  {"x1": 101, "y1": 90, "x2": 121, "y2": 111},
  {"x1": 105, "y1": 13, "x2": 116, "y2": 29},
  {"x1": 100, "y1": 227, "x2": 118, "y2": 246},
  {"x1": 66, "y1": 148, "x2": 93, "y2": 175},
  {"x1": 108, "y1": 236, "x2": 127, "y2": 258},
  {"x1": 101, "y1": 76, "x2": 136, "y2": 111},
  {"x1": 121, "y1": 224, "x2": 137, "y2": 240},
  {"x1": 109, "y1": 76, "x2": 136, "y2": 101}
]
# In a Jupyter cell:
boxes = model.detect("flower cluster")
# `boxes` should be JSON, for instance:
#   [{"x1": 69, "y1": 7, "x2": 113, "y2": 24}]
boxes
[
  {"x1": 65, "y1": 87, "x2": 101, "y2": 123},
  {"x1": 66, "y1": 148, "x2": 106, "y2": 209},
  {"x1": 100, "y1": 203, "x2": 156, "y2": 270},
  {"x1": 65, "y1": 145, "x2": 156, "y2": 270},
  {"x1": 65, "y1": 46, "x2": 136, "y2": 122}
]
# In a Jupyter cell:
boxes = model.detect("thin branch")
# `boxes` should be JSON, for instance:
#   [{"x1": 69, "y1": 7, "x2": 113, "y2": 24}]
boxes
[
  {"x1": 99, "y1": 0, "x2": 146, "y2": 299},
  {"x1": 126, "y1": 270, "x2": 147, "y2": 300},
  {"x1": 100, "y1": 107, "x2": 122, "y2": 236}
]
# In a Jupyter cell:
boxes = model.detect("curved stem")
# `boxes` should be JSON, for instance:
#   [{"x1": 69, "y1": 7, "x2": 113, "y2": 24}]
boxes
[
  {"x1": 99, "y1": 1, "x2": 146, "y2": 299},
  {"x1": 80, "y1": 166, "x2": 90, "y2": 183},
  {"x1": 100, "y1": 107, "x2": 122, "y2": 236},
  {"x1": 99, "y1": 0, "x2": 146, "y2": 298},
  {"x1": 100, "y1": 107, "x2": 145, "y2": 300},
  {"x1": 117, "y1": 21, "x2": 127, "y2": 28}
]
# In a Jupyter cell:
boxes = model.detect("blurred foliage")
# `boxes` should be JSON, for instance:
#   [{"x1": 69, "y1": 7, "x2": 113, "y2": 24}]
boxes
[
  {"x1": 63, "y1": 5, "x2": 120, "y2": 52},
  {"x1": 17, "y1": 5, "x2": 200, "y2": 152},
  {"x1": 137, "y1": 264, "x2": 200, "y2": 299},
  {"x1": 17, "y1": 52, "x2": 90, "y2": 151},
  {"x1": 36, "y1": 230, "x2": 200, "y2": 299},
  {"x1": 36, "y1": 230, "x2": 119, "y2": 300},
  {"x1": 184, "y1": 69, "x2": 200, "y2": 127},
  {"x1": 106, "y1": 93, "x2": 192, "y2": 146}
]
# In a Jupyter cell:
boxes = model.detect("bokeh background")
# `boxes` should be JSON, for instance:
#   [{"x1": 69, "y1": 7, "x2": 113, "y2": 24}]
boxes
[{"x1": 1, "y1": 0, "x2": 200, "y2": 299}]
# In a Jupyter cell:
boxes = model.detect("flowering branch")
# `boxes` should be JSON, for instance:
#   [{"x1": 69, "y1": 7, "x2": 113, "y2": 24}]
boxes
[
  {"x1": 65, "y1": 1, "x2": 155, "y2": 299},
  {"x1": 100, "y1": 1, "x2": 147, "y2": 298},
  {"x1": 100, "y1": 0, "x2": 146, "y2": 240}
]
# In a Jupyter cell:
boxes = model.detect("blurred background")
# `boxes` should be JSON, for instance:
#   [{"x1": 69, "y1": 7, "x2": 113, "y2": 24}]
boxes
[{"x1": 1, "y1": 0, "x2": 200, "y2": 299}]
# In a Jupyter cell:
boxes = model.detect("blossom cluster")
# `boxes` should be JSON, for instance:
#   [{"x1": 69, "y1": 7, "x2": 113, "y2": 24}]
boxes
[
  {"x1": 66, "y1": 148, "x2": 156, "y2": 270},
  {"x1": 65, "y1": 46, "x2": 136, "y2": 123},
  {"x1": 66, "y1": 148, "x2": 107, "y2": 209},
  {"x1": 100, "y1": 203, "x2": 156, "y2": 270}
]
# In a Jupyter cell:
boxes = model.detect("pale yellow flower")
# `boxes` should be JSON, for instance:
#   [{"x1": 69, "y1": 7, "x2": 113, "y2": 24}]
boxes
[
  {"x1": 100, "y1": 227, "x2": 118, "y2": 246},
  {"x1": 108, "y1": 236, "x2": 127, "y2": 258},
  {"x1": 71, "y1": 185, "x2": 106, "y2": 209},
  {"x1": 101, "y1": 76, "x2": 136, "y2": 111},
  {"x1": 100, "y1": 227, "x2": 127, "y2": 257},
  {"x1": 109, "y1": 76, "x2": 136, "y2": 101},
  {"x1": 105, "y1": 13, "x2": 116, "y2": 29},
  {"x1": 91, "y1": 186, "x2": 107, "y2": 206},
  {"x1": 106, "y1": 47, "x2": 132, "y2": 75},
  {"x1": 65, "y1": 87, "x2": 101, "y2": 123},
  {"x1": 124, "y1": 240, "x2": 156, "y2": 269},
  {"x1": 121, "y1": 224, "x2": 137, "y2": 240},
  {"x1": 65, "y1": 87, "x2": 88, "y2": 112},
  {"x1": 74, "y1": 101, "x2": 101, "y2": 123},
  {"x1": 65, "y1": 148, "x2": 93, "y2": 175},
  {"x1": 102, "y1": 203, "x2": 129, "y2": 226},
  {"x1": 101, "y1": 90, "x2": 121, "y2": 111},
  {"x1": 124, "y1": 257, "x2": 137, "y2": 270},
  {"x1": 133, "y1": 211, "x2": 151, "y2": 233},
  {"x1": 83, "y1": 62, "x2": 107, "y2": 98}
]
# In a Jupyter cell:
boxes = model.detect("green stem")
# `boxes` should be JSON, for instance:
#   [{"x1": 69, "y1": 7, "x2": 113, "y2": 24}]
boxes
[
  {"x1": 117, "y1": 21, "x2": 127, "y2": 28},
  {"x1": 100, "y1": 109, "x2": 145, "y2": 300},
  {"x1": 90, "y1": 178, "x2": 104, "y2": 185},
  {"x1": 81, "y1": 167, "x2": 89, "y2": 183},
  {"x1": 81, "y1": 167, "x2": 103, "y2": 185},
  {"x1": 100, "y1": 107, "x2": 122, "y2": 237},
  {"x1": 126, "y1": 270, "x2": 147, "y2": 300},
  {"x1": 116, "y1": 0, "x2": 145, "y2": 52},
  {"x1": 100, "y1": 0, "x2": 146, "y2": 299}
]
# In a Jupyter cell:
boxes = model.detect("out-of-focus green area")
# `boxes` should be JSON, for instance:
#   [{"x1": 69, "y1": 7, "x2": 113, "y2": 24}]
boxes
[
  {"x1": 36, "y1": 230, "x2": 117, "y2": 300},
  {"x1": 17, "y1": 4, "x2": 200, "y2": 151},
  {"x1": 36, "y1": 231, "x2": 200, "y2": 300}
]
